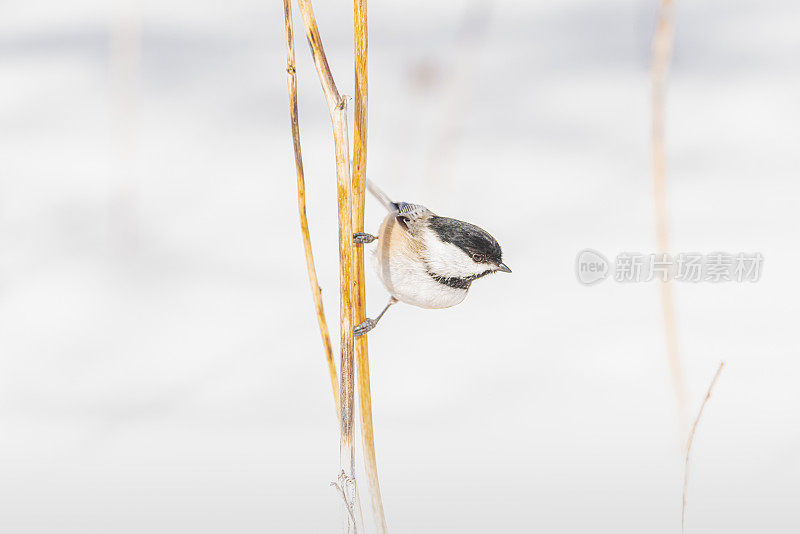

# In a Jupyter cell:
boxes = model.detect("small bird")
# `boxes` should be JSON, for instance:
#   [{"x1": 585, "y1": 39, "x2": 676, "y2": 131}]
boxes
[{"x1": 352, "y1": 181, "x2": 511, "y2": 337}]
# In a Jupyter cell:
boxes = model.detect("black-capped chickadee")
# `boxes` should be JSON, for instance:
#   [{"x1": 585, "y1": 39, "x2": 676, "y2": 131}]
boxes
[{"x1": 352, "y1": 181, "x2": 511, "y2": 337}]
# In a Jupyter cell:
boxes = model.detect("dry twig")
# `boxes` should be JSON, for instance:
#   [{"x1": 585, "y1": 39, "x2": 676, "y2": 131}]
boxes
[
  {"x1": 283, "y1": 0, "x2": 340, "y2": 418},
  {"x1": 293, "y1": 0, "x2": 359, "y2": 531},
  {"x1": 682, "y1": 362, "x2": 724, "y2": 533},
  {"x1": 331, "y1": 473, "x2": 359, "y2": 530},
  {"x1": 651, "y1": 0, "x2": 688, "y2": 431}
]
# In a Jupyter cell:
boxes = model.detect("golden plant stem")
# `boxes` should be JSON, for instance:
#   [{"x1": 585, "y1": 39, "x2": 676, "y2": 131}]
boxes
[
  {"x1": 283, "y1": 0, "x2": 340, "y2": 419},
  {"x1": 295, "y1": 0, "x2": 341, "y2": 110},
  {"x1": 652, "y1": 0, "x2": 688, "y2": 431},
  {"x1": 294, "y1": 1, "x2": 359, "y2": 531},
  {"x1": 352, "y1": 1, "x2": 388, "y2": 532},
  {"x1": 682, "y1": 362, "x2": 724, "y2": 533}
]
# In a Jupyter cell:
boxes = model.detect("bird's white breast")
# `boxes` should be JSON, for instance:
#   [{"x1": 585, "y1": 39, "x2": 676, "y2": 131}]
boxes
[{"x1": 373, "y1": 214, "x2": 468, "y2": 309}]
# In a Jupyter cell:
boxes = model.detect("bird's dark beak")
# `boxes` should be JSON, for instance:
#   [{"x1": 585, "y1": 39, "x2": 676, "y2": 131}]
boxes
[{"x1": 496, "y1": 262, "x2": 512, "y2": 273}]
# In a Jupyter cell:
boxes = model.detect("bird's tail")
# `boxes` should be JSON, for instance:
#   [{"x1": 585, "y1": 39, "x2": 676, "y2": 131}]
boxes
[{"x1": 366, "y1": 180, "x2": 398, "y2": 212}]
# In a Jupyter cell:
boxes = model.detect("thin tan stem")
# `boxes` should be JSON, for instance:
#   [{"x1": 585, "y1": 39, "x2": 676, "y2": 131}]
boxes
[
  {"x1": 294, "y1": 1, "x2": 358, "y2": 531},
  {"x1": 332, "y1": 478, "x2": 358, "y2": 528},
  {"x1": 283, "y1": 0, "x2": 340, "y2": 419},
  {"x1": 651, "y1": 0, "x2": 687, "y2": 432},
  {"x1": 108, "y1": 0, "x2": 141, "y2": 251},
  {"x1": 682, "y1": 362, "x2": 724, "y2": 533},
  {"x1": 334, "y1": 91, "x2": 358, "y2": 534},
  {"x1": 295, "y1": 0, "x2": 341, "y2": 111},
  {"x1": 352, "y1": 1, "x2": 388, "y2": 532}
]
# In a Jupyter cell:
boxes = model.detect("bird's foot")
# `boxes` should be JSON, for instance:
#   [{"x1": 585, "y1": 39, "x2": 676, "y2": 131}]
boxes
[
  {"x1": 352, "y1": 232, "x2": 377, "y2": 244},
  {"x1": 354, "y1": 318, "x2": 376, "y2": 338}
]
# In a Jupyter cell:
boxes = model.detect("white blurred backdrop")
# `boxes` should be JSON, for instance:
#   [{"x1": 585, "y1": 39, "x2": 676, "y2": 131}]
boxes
[{"x1": 1, "y1": 0, "x2": 799, "y2": 532}]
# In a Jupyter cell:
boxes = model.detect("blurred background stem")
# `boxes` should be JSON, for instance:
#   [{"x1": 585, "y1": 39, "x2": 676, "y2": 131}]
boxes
[{"x1": 651, "y1": 0, "x2": 688, "y2": 435}]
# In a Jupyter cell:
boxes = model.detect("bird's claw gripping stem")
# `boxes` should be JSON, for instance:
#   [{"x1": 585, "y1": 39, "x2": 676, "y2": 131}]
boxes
[
  {"x1": 352, "y1": 232, "x2": 377, "y2": 244},
  {"x1": 353, "y1": 297, "x2": 397, "y2": 338},
  {"x1": 354, "y1": 318, "x2": 376, "y2": 338}
]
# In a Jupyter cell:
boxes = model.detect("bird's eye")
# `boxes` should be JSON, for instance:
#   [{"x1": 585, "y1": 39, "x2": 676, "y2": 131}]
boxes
[{"x1": 472, "y1": 253, "x2": 484, "y2": 262}]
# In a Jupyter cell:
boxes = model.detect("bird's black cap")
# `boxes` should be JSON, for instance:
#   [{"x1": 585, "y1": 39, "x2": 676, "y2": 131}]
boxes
[{"x1": 429, "y1": 216, "x2": 504, "y2": 266}]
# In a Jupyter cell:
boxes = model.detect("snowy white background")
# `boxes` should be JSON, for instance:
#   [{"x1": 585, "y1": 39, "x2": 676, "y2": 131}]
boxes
[{"x1": 1, "y1": 0, "x2": 799, "y2": 532}]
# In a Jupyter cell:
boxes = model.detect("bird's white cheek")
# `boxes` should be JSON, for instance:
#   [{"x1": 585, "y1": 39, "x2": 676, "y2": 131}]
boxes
[{"x1": 422, "y1": 234, "x2": 487, "y2": 277}]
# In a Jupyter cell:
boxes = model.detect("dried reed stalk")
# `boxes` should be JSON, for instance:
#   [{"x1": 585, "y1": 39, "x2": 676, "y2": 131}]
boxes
[
  {"x1": 682, "y1": 362, "x2": 724, "y2": 533},
  {"x1": 651, "y1": 0, "x2": 688, "y2": 431},
  {"x1": 352, "y1": 1, "x2": 389, "y2": 532},
  {"x1": 283, "y1": 0, "x2": 340, "y2": 418},
  {"x1": 109, "y1": 0, "x2": 141, "y2": 251},
  {"x1": 294, "y1": 0, "x2": 359, "y2": 531}
]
